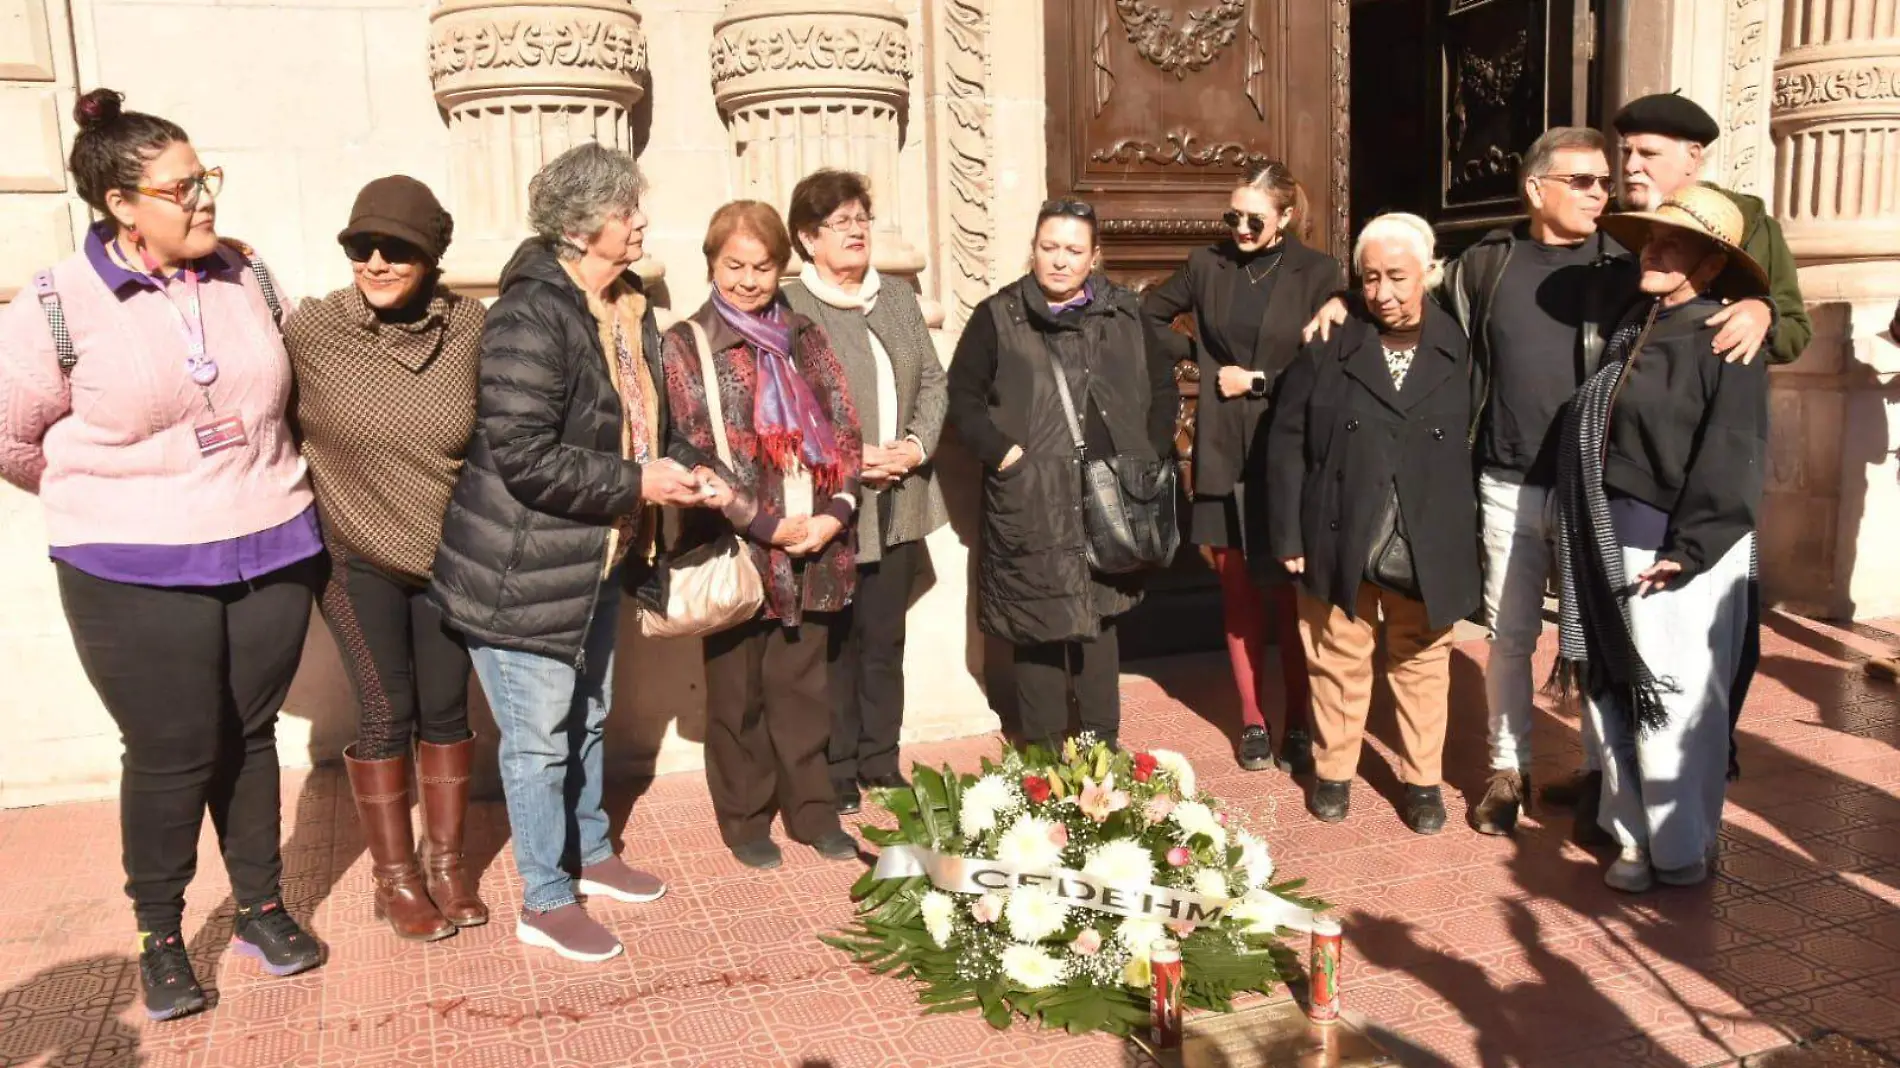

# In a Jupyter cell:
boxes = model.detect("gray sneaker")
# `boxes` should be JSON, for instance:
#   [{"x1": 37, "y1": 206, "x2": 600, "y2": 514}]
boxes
[
  {"x1": 577, "y1": 855, "x2": 667, "y2": 904},
  {"x1": 516, "y1": 903, "x2": 622, "y2": 962}
]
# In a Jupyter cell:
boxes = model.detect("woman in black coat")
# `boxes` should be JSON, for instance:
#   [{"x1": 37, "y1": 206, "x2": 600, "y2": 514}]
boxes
[
  {"x1": 947, "y1": 198, "x2": 1178, "y2": 751},
  {"x1": 1142, "y1": 161, "x2": 1342, "y2": 774},
  {"x1": 1266, "y1": 212, "x2": 1480, "y2": 835}
]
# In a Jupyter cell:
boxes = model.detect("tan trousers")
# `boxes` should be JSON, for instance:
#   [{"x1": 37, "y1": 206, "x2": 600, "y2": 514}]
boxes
[{"x1": 1296, "y1": 585, "x2": 1454, "y2": 787}]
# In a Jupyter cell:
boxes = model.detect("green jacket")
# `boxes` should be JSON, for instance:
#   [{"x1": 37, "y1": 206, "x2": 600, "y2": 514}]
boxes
[{"x1": 1713, "y1": 184, "x2": 1811, "y2": 365}]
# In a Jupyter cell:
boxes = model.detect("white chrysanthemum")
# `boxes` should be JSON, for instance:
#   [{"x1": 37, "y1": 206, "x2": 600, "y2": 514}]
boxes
[
  {"x1": 995, "y1": 815, "x2": 1064, "y2": 871},
  {"x1": 1116, "y1": 917, "x2": 1167, "y2": 961},
  {"x1": 1192, "y1": 867, "x2": 1232, "y2": 900},
  {"x1": 1003, "y1": 885, "x2": 1070, "y2": 943},
  {"x1": 1082, "y1": 839, "x2": 1156, "y2": 887},
  {"x1": 958, "y1": 774, "x2": 1019, "y2": 838},
  {"x1": 1236, "y1": 830, "x2": 1275, "y2": 889},
  {"x1": 1226, "y1": 899, "x2": 1282, "y2": 934},
  {"x1": 1169, "y1": 800, "x2": 1228, "y2": 850},
  {"x1": 920, "y1": 890, "x2": 955, "y2": 948},
  {"x1": 1000, "y1": 944, "x2": 1065, "y2": 989},
  {"x1": 1148, "y1": 749, "x2": 1197, "y2": 796}
]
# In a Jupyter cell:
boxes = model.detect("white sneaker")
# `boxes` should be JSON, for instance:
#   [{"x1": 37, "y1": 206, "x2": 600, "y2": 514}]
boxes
[{"x1": 1604, "y1": 845, "x2": 1654, "y2": 893}]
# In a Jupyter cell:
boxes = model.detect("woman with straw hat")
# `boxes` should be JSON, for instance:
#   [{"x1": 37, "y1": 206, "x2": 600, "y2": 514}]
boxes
[{"x1": 1551, "y1": 183, "x2": 1770, "y2": 894}]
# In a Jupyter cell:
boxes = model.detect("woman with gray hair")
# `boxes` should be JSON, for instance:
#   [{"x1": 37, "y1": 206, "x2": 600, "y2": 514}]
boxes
[
  {"x1": 1264, "y1": 212, "x2": 1480, "y2": 834},
  {"x1": 430, "y1": 142, "x2": 724, "y2": 962}
]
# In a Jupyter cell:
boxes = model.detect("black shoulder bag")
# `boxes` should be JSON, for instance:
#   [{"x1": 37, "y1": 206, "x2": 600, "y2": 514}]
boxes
[{"x1": 1047, "y1": 352, "x2": 1180, "y2": 574}]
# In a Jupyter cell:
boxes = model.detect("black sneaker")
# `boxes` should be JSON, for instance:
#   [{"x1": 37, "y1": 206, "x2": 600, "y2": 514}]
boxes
[
  {"x1": 811, "y1": 829, "x2": 861, "y2": 862},
  {"x1": 1308, "y1": 779, "x2": 1351, "y2": 823},
  {"x1": 834, "y1": 780, "x2": 862, "y2": 816},
  {"x1": 1237, "y1": 726, "x2": 1274, "y2": 771},
  {"x1": 731, "y1": 839, "x2": 784, "y2": 870},
  {"x1": 231, "y1": 898, "x2": 323, "y2": 977},
  {"x1": 139, "y1": 931, "x2": 207, "y2": 1021},
  {"x1": 1402, "y1": 785, "x2": 1447, "y2": 835},
  {"x1": 1278, "y1": 728, "x2": 1316, "y2": 776}
]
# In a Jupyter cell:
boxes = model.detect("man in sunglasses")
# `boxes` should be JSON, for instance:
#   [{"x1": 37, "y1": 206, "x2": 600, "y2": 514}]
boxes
[{"x1": 1308, "y1": 126, "x2": 1774, "y2": 839}]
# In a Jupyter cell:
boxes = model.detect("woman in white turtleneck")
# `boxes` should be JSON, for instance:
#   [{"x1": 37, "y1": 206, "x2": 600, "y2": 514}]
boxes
[{"x1": 780, "y1": 169, "x2": 948, "y2": 817}]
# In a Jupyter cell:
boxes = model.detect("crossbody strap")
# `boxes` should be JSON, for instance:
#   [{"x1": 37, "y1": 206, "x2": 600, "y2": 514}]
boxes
[
  {"x1": 1046, "y1": 350, "x2": 1089, "y2": 458},
  {"x1": 33, "y1": 270, "x2": 77, "y2": 376},
  {"x1": 686, "y1": 321, "x2": 735, "y2": 468}
]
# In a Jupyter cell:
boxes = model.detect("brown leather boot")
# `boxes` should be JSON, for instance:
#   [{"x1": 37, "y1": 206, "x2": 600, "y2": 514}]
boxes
[
  {"x1": 416, "y1": 737, "x2": 489, "y2": 927},
  {"x1": 343, "y1": 746, "x2": 454, "y2": 942}
]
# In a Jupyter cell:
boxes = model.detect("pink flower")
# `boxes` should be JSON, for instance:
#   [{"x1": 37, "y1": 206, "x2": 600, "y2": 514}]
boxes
[
  {"x1": 1048, "y1": 822, "x2": 1070, "y2": 848},
  {"x1": 1146, "y1": 794, "x2": 1177, "y2": 825},
  {"x1": 1216, "y1": 811, "x2": 1229, "y2": 826},
  {"x1": 1166, "y1": 846, "x2": 1192, "y2": 868},
  {"x1": 1077, "y1": 774, "x2": 1131, "y2": 823},
  {"x1": 1168, "y1": 921, "x2": 1197, "y2": 938},
  {"x1": 1071, "y1": 928, "x2": 1103, "y2": 956},
  {"x1": 971, "y1": 893, "x2": 1004, "y2": 924}
]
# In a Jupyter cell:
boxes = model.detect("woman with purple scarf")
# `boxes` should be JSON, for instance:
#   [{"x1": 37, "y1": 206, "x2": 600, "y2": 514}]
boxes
[{"x1": 661, "y1": 201, "x2": 865, "y2": 871}]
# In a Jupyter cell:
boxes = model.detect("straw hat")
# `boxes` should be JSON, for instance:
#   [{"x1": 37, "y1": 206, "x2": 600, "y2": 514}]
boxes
[{"x1": 1598, "y1": 184, "x2": 1769, "y2": 299}]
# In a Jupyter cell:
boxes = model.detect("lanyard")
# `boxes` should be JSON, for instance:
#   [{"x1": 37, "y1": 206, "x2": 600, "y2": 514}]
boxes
[{"x1": 130, "y1": 240, "x2": 221, "y2": 416}]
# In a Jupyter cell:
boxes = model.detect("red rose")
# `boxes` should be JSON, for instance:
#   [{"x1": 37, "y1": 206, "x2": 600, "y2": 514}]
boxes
[
  {"x1": 1133, "y1": 753, "x2": 1158, "y2": 783},
  {"x1": 1022, "y1": 775, "x2": 1052, "y2": 804}
]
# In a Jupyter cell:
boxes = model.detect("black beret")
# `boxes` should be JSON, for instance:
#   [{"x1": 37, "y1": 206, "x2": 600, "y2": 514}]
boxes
[{"x1": 1612, "y1": 92, "x2": 1720, "y2": 145}]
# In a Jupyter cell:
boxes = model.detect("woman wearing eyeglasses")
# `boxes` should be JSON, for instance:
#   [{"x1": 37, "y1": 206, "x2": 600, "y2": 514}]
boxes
[
  {"x1": 1140, "y1": 162, "x2": 1343, "y2": 773},
  {"x1": 947, "y1": 197, "x2": 1178, "y2": 751},
  {"x1": 779, "y1": 170, "x2": 948, "y2": 815},
  {"x1": 284, "y1": 176, "x2": 488, "y2": 942},
  {"x1": 0, "y1": 88, "x2": 323, "y2": 1020}
]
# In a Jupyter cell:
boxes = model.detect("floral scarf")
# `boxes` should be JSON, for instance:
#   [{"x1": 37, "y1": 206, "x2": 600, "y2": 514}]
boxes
[{"x1": 711, "y1": 289, "x2": 845, "y2": 493}]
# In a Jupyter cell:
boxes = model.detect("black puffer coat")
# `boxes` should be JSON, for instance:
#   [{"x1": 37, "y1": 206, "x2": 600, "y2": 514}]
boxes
[
  {"x1": 429, "y1": 238, "x2": 698, "y2": 664},
  {"x1": 947, "y1": 275, "x2": 1178, "y2": 645}
]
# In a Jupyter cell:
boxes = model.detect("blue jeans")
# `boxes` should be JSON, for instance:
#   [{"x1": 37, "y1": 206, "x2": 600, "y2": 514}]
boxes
[{"x1": 469, "y1": 587, "x2": 621, "y2": 912}]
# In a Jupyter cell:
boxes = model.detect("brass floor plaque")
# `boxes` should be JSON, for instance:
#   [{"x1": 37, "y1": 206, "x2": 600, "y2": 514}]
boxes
[{"x1": 1138, "y1": 1000, "x2": 1395, "y2": 1068}]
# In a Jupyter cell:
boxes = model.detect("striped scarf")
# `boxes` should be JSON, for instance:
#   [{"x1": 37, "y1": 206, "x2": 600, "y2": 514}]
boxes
[{"x1": 1551, "y1": 299, "x2": 1675, "y2": 735}]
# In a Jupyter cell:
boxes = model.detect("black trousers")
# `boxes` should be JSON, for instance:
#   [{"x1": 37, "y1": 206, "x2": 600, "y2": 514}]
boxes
[
  {"x1": 828, "y1": 540, "x2": 920, "y2": 785},
  {"x1": 703, "y1": 613, "x2": 844, "y2": 847},
  {"x1": 317, "y1": 549, "x2": 472, "y2": 761},
  {"x1": 1014, "y1": 618, "x2": 1121, "y2": 748},
  {"x1": 56, "y1": 558, "x2": 319, "y2": 933}
]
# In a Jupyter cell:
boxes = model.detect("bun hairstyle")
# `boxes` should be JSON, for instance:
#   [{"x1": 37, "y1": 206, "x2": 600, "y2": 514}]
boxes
[
  {"x1": 1238, "y1": 160, "x2": 1310, "y2": 239},
  {"x1": 68, "y1": 88, "x2": 189, "y2": 214}
]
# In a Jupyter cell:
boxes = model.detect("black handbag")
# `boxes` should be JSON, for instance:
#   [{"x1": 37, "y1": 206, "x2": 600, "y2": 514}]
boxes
[
  {"x1": 1365, "y1": 479, "x2": 1421, "y2": 600},
  {"x1": 1048, "y1": 353, "x2": 1180, "y2": 574}
]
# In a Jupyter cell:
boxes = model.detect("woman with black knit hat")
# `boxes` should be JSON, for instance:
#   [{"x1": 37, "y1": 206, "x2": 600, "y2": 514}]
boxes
[{"x1": 286, "y1": 176, "x2": 489, "y2": 941}]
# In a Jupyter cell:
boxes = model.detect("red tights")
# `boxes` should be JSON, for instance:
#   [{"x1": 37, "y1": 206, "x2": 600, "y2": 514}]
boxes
[{"x1": 1211, "y1": 546, "x2": 1311, "y2": 734}]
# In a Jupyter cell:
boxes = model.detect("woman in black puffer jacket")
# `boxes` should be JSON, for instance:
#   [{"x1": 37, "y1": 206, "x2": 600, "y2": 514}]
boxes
[{"x1": 429, "y1": 144, "x2": 724, "y2": 965}]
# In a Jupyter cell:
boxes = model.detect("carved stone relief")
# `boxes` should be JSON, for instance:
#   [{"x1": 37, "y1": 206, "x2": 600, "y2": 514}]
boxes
[
  {"x1": 1721, "y1": 0, "x2": 1771, "y2": 196},
  {"x1": 1113, "y1": 0, "x2": 1247, "y2": 79},
  {"x1": 1329, "y1": 0, "x2": 1348, "y2": 264},
  {"x1": 1089, "y1": 129, "x2": 1267, "y2": 167},
  {"x1": 940, "y1": 0, "x2": 993, "y2": 331}
]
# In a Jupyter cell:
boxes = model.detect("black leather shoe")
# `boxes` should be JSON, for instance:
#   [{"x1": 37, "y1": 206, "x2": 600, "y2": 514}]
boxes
[
  {"x1": 731, "y1": 839, "x2": 783, "y2": 870},
  {"x1": 1402, "y1": 785, "x2": 1446, "y2": 835},
  {"x1": 1237, "y1": 726, "x2": 1274, "y2": 771},
  {"x1": 811, "y1": 830, "x2": 860, "y2": 862},
  {"x1": 834, "y1": 781, "x2": 862, "y2": 816},
  {"x1": 1308, "y1": 779, "x2": 1351, "y2": 823},
  {"x1": 1279, "y1": 728, "x2": 1316, "y2": 776},
  {"x1": 859, "y1": 772, "x2": 909, "y2": 791}
]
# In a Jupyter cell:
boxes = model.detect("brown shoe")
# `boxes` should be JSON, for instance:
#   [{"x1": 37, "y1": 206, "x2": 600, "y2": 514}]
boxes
[
  {"x1": 344, "y1": 746, "x2": 453, "y2": 941},
  {"x1": 1473, "y1": 769, "x2": 1529, "y2": 836},
  {"x1": 416, "y1": 737, "x2": 489, "y2": 928}
]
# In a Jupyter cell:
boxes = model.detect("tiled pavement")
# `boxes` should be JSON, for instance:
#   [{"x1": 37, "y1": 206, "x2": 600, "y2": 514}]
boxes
[{"x1": 2, "y1": 610, "x2": 1897, "y2": 1068}]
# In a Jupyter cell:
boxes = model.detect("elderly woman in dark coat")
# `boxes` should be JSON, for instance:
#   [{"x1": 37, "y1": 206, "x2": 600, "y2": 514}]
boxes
[
  {"x1": 779, "y1": 169, "x2": 948, "y2": 815},
  {"x1": 947, "y1": 198, "x2": 1178, "y2": 752},
  {"x1": 1266, "y1": 212, "x2": 1480, "y2": 835},
  {"x1": 1141, "y1": 161, "x2": 1342, "y2": 774}
]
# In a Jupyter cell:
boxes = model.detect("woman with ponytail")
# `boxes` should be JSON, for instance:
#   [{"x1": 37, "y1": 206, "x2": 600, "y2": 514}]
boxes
[
  {"x1": 0, "y1": 89, "x2": 324, "y2": 1020},
  {"x1": 1140, "y1": 162, "x2": 1343, "y2": 773}
]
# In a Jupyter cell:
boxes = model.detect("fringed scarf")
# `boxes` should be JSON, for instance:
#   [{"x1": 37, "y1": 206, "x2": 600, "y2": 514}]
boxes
[
  {"x1": 1550, "y1": 299, "x2": 1675, "y2": 735},
  {"x1": 711, "y1": 289, "x2": 845, "y2": 493}
]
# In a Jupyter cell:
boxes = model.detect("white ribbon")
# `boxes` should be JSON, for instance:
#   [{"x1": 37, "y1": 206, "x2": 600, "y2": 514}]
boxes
[{"x1": 873, "y1": 844, "x2": 1318, "y2": 932}]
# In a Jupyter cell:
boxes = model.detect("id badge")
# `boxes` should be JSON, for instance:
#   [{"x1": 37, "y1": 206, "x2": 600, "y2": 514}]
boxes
[{"x1": 194, "y1": 415, "x2": 249, "y2": 457}]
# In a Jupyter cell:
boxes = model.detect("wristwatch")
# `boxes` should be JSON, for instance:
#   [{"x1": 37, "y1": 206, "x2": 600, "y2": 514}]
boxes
[{"x1": 1245, "y1": 371, "x2": 1269, "y2": 398}]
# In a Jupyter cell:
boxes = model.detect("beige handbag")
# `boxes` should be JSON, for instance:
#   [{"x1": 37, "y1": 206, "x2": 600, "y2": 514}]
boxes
[{"x1": 637, "y1": 322, "x2": 765, "y2": 639}]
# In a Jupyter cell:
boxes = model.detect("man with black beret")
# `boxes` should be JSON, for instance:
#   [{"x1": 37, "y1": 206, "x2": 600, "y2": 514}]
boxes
[{"x1": 1613, "y1": 92, "x2": 1811, "y2": 366}]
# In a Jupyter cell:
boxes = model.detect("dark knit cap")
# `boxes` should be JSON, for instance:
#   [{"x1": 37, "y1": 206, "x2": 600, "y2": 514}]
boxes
[
  {"x1": 1611, "y1": 92, "x2": 1720, "y2": 145},
  {"x1": 338, "y1": 175, "x2": 454, "y2": 262}
]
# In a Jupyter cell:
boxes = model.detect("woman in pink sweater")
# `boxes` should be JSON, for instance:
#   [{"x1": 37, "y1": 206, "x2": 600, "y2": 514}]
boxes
[{"x1": 0, "y1": 89, "x2": 324, "y2": 1020}]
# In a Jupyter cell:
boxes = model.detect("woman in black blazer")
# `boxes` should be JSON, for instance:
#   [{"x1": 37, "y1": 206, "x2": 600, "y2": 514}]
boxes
[{"x1": 1141, "y1": 162, "x2": 1343, "y2": 773}]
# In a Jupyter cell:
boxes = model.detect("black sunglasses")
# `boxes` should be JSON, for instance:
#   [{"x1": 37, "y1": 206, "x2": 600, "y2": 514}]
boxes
[
  {"x1": 343, "y1": 234, "x2": 427, "y2": 265},
  {"x1": 1537, "y1": 173, "x2": 1616, "y2": 194},
  {"x1": 1223, "y1": 209, "x2": 1270, "y2": 234},
  {"x1": 1038, "y1": 198, "x2": 1097, "y2": 222}
]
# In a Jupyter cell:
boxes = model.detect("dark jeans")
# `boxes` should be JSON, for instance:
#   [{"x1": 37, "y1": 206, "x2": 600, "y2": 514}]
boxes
[
  {"x1": 318, "y1": 549, "x2": 472, "y2": 761},
  {"x1": 828, "y1": 540, "x2": 920, "y2": 785},
  {"x1": 56, "y1": 557, "x2": 319, "y2": 933},
  {"x1": 1014, "y1": 617, "x2": 1121, "y2": 748},
  {"x1": 703, "y1": 613, "x2": 843, "y2": 848}
]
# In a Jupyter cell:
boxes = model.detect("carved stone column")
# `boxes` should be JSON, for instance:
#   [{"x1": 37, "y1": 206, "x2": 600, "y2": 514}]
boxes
[
  {"x1": 429, "y1": 0, "x2": 659, "y2": 294},
  {"x1": 709, "y1": 0, "x2": 932, "y2": 311},
  {"x1": 1760, "y1": 0, "x2": 1900, "y2": 616}
]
